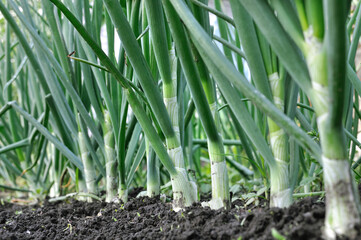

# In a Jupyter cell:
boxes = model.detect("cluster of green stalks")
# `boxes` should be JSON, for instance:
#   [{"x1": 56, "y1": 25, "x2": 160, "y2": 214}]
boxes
[{"x1": 1, "y1": 0, "x2": 361, "y2": 238}]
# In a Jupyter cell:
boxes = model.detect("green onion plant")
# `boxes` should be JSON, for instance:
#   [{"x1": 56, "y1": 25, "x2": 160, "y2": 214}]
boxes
[{"x1": 1, "y1": 1, "x2": 361, "y2": 238}]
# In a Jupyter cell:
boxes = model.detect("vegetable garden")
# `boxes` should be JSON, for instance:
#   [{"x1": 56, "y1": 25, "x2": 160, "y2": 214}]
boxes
[{"x1": 1, "y1": 0, "x2": 361, "y2": 239}]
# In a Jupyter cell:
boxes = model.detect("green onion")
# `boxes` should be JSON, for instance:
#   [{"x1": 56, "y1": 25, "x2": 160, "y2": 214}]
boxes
[{"x1": 1, "y1": 2, "x2": 361, "y2": 235}]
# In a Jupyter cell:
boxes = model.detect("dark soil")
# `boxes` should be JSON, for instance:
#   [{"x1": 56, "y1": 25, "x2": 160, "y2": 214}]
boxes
[{"x1": 0, "y1": 192, "x2": 345, "y2": 240}]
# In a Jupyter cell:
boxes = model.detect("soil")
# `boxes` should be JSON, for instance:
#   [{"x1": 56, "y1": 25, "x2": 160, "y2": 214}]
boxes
[{"x1": 0, "y1": 190, "x2": 354, "y2": 240}]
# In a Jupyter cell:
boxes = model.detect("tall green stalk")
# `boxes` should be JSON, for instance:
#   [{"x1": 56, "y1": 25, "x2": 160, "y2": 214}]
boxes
[
  {"x1": 193, "y1": 0, "x2": 232, "y2": 209},
  {"x1": 163, "y1": 0, "x2": 229, "y2": 209},
  {"x1": 141, "y1": 3, "x2": 160, "y2": 197},
  {"x1": 144, "y1": 0, "x2": 198, "y2": 203},
  {"x1": 267, "y1": 69, "x2": 291, "y2": 207},
  {"x1": 104, "y1": 110, "x2": 117, "y2": 202},
  {"x1": 145, "y1": 140, "x2": 160, "y2": 197},
  {"x1": 78, "y1": 118, "x2": 98, "y2": 202},
  {"x1": 317, "y1": 1, "x2": 360, "y2": 238},
  {"x1": 230, "y1": 0, "x2": 292, "y2": 207},
  {"x1": 144, "y1": 0, "x2": 184, "y2": 169}
]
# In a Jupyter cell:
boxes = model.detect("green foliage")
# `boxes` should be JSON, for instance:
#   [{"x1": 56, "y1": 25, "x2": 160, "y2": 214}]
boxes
[{"x1": 0, "y1": 0, "x2": 361, "y2": 234}]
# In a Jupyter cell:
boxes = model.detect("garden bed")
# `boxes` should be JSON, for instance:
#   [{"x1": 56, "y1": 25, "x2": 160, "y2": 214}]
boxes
[{"x1": 0, "y1": 192, "x2": 334, "y2": 240}]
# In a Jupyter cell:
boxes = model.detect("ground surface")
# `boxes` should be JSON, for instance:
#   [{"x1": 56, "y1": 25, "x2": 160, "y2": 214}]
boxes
[{"x1": 0, "y1": 190, "x2": 353, "y2": 240}]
